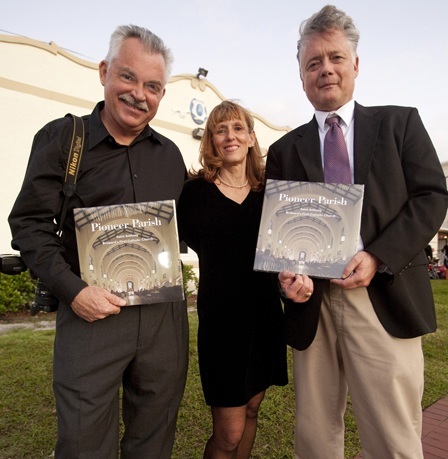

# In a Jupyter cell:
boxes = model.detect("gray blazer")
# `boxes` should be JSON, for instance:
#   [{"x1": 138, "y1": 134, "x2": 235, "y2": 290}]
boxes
[{"x1": 266, "y1": 102, "x2": 448, "y2": 350}]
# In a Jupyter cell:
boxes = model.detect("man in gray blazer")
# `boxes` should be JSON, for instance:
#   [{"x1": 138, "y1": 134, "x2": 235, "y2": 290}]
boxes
[{"x1": 267, "y1": 5, "x2": 448, "y2": 459}]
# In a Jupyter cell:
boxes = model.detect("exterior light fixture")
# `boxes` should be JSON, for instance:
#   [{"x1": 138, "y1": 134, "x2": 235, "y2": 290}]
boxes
[
  {"x1": 192, "y1": 128, "x2": 205, "y2": 139},
  {"x1": 196, "y1": 68, "x2": 208, "y2": 78}
]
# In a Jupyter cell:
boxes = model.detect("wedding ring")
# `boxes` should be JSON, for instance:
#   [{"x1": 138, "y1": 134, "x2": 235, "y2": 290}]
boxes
[{"x1": 305, "y1": 292, "x2": 312, "y2": 297}]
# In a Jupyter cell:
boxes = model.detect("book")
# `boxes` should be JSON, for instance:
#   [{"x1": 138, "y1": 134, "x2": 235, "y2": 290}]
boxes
[
  {"x1": 254, "y1": 180, "x2": 364, "y2": 279},
  {"x1": 74, "y1": 200, "x2": 184, "y2": 305}
]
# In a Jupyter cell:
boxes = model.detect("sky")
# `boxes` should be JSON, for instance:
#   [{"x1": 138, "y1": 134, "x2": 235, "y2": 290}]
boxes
[{"x1": 2, "y1": 0, "x2": 448, "y2": 163}]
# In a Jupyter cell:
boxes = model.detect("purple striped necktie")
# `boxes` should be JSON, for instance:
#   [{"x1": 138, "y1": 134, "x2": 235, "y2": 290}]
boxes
[{"x1": 324, "y1": 115, "x2": 351, "y2": 184}]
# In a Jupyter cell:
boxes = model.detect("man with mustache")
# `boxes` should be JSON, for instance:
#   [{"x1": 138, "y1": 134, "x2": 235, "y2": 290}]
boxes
[{"x1": 9, "y1": 25, "x2": 188, "y2": 458}]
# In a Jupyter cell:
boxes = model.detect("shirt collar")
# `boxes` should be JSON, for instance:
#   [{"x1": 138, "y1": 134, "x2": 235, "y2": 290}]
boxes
[
  {"x1": 88, "y1": 101, "x2": 161, "y2": 148},
  {"x1": 315, "y1": 99, "x2": 355, "y2": 132}
]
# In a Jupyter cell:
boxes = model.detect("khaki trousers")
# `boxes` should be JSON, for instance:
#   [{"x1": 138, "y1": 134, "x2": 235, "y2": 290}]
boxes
[{"x1": 293, "y1": 284, "x2": 424, "y2": 459}]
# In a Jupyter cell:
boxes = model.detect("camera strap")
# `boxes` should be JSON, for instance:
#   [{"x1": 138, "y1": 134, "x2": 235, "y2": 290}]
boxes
[{"x1": 58, "y1": 114, "x2": 85, "y2": 233}]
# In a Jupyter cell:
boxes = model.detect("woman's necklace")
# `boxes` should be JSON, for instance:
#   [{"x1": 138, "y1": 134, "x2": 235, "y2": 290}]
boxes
[{"x1": 217, "y1": 173, "x2": 248, "y2": 189}]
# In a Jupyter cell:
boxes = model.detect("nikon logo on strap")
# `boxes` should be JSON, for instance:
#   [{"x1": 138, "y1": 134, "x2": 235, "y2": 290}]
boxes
[
  {"x1": 68, "y1": 135, "x2": 83, "y2": 177},
  {"x1": 64, "y1": 114, "x2": 85, "y2": 188}
]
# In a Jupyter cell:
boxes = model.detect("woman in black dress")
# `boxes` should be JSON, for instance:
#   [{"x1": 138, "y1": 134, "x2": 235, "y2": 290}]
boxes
[{"x1": 178, "y1": 101, "x2": 313, "y2": 458}]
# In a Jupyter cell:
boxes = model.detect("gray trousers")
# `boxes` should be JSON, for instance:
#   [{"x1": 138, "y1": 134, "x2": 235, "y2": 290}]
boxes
[{"x1": 53, "y1": 300, "x2": 189, "y2": 459}]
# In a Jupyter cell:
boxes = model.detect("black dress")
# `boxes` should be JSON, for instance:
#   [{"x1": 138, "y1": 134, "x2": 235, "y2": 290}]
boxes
[{"x1": 178, "y1": 178, "x2": 288, "y2": 407}]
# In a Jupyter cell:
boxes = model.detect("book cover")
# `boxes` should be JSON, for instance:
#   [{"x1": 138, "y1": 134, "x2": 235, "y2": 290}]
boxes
[
  {"x1": 254, "y1": 180, "x2": 364, "y2": 279},
  {"x1": 74, "y1": 200, "x2": 184, "y2": 305}
]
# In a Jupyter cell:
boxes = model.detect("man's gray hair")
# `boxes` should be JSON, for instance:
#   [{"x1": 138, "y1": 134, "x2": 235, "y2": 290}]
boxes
[
  {"x1": 297, "y1": 5, "x2": 360, "y2": 70},
  {"x1": 104, "y1": 24, "x2": 174, "y2": 85}
]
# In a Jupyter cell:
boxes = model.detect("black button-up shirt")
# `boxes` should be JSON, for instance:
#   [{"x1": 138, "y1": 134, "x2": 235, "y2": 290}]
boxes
[{"x1": 9, "y1": 102, "x2": 187, "y2": 305}]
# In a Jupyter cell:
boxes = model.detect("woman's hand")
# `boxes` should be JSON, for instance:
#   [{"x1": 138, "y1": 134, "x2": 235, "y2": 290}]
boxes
[{"x1": 278, "y1": 271, "x2": 314, "y2": 303}]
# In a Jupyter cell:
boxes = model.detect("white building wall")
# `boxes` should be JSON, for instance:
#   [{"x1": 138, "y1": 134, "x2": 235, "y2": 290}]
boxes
[{"x1": 0, "y1": 34, "x2": 290, "y2": 256}]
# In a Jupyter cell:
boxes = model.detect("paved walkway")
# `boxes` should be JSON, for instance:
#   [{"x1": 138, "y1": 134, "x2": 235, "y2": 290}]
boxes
[
  {"x1": 0, "y1": 319, "x2": 56, "y2": 335},
  {"x1": 353, "y1": 395, "x2": 448, "y2": 458}
]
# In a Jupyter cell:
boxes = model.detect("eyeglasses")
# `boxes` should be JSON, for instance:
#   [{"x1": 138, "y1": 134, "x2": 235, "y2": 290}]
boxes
[{"x1": 213, "y1": 125, "x2": 248, "y2": 137}]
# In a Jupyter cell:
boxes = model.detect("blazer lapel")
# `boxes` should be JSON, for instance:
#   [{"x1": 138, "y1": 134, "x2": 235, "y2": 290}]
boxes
[
  {"x1": 293, "y1": 117, "x2": 324, "y2": 182},
  {"x1": 353, "y1": 103, "x2": 381, "y2": 184},
  {"x1": 289, "y1": 106, "x2": 382, "y2": 185}
]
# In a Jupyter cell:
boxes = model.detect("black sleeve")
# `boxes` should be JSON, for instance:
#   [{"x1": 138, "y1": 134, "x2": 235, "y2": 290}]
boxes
[
  {"x1": 177, "y1": 179, "x2": 202, "y2": 255},
  {"x1": 8, "y1": 118, "x2": 87, "y2": 306}
]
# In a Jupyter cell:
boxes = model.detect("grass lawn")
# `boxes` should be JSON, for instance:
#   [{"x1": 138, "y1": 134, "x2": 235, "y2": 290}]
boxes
[{"x1": 0, "y1": 280, "x2": 447, "y2": 458}]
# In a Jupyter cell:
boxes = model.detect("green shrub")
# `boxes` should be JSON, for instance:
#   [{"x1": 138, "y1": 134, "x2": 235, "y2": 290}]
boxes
[
  {"x1": 0, "y1": 265, "x2": 199, "y2": 314},
  {"x1": 0, "y1": 271, "x2": 36, "y2": 314},
  {"x1": 182, "y1": 264, "x2": 199, "y2": 298}
]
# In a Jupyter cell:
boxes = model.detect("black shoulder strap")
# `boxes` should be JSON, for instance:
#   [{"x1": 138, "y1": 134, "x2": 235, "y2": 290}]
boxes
[
  {"x1": 63, "y1": 114, "x2": 85, "y2": 196},
  {"x1": 58, "y1": 114, "x2": 85, "y2": 233}
]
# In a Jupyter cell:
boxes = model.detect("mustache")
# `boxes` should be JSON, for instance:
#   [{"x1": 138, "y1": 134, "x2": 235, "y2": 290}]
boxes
[{"x1": 119, "y1": 94, "x2": 149, "y2": 112}]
